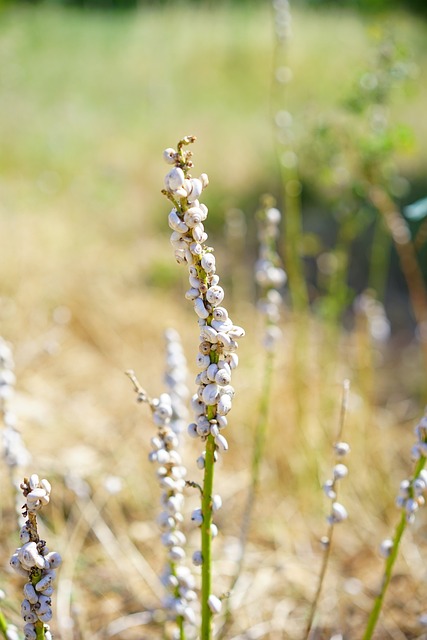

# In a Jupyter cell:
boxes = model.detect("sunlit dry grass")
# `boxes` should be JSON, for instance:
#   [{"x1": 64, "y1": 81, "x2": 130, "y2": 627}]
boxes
[{"x1": 0, "y1": 3, "x2": 426, "y2": 639}]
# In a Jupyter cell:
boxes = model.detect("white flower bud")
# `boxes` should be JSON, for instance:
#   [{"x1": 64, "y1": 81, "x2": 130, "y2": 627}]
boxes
[
  {"x1": 208, "y1": 594, "x2": 222, "y2": 614},
  {"x1": 191, "y1": 509, "x2": 203, "y2": 525},
  {"x1": 206, "y1": 286, "x2": 225, "y2": 306},
  {"x1": 163, "y1": 148, "x2": 176, "y2": 164},
  {"x1": 192, "y1": 550, "x2": 203, "y2": 566},
  {"x1": 202, "y1": 383, "x2": 220, "y2": 406}
]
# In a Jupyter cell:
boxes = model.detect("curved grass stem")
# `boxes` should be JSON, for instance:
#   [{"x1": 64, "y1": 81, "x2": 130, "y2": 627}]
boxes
[{"x1": 363, "y1": 454, "x2": 427, "y2": 640}]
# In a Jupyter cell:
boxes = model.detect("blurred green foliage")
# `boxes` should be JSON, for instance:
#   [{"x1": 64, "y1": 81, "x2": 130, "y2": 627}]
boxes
[{"x1": 2, "y1": 0, "x2": 427, "y2": 14}]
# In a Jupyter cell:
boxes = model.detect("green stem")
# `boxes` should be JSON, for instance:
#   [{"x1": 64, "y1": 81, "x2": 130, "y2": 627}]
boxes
[
  {"x1": 201, "y1": 432, "x2": 216, "y2": 640},
  {"x1": 35, "y1": 620, "x2": 46, "y2": 640},
  {"x1": 363, "y1": 455, "x2": 426, "y2": 640},
  {"x1": 178, "y1": 615, "x2": 186, "y2": 640}
]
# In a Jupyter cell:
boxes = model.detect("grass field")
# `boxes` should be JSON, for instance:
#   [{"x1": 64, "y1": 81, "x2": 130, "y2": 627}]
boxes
[{"x1": 0, "y1": 3, "x2": 427, "y2": 639}]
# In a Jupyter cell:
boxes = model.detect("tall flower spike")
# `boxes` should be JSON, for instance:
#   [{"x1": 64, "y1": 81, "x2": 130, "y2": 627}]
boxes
[
  {"x1": 10, "y1": 475, "x2": 61, "y2": 640},
  {"x1": 305, "y1": 379, "x2": 351, "y2": 639},
  {"x1": 162, "y1": 137, "x2": 244, "y2": 640},
  {"x1": 164, "y1": 329, "x2": 190, "y2": 436},
  {"x1": 255, "y1": 196, "x2": 286, "y2": 351},
  {"x1": 0, "y1": 338, "x2": 31, "y2": 521},
  {"x1": 126, "y1": 370, "x2": 196, "y2": 635}
]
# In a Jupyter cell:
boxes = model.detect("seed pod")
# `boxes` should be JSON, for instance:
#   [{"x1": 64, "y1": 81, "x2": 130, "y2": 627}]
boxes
[
  {"x1": 201, "y1": 253, "x2": 216, "y2": 273},
  {"x1": 333, "y1": 464, "x2": 348, "y2": 480},
  {"x1": 21, "y1": 600, "x2": 32, "y2": 616},
  {"x1": 323, "y1": 480, "x2": 336, "y2": 500},
  {"x1": 169, "y1": 546, "x2": 186, "y2": 562},
  {"x1": 192, "y1": 550, "x2": 203, "y2": 566},
  {"x1": 184, "y1": 207, "x2": 204, "y2": 227},
  {"x1": 188, "y1": 423, "x2": 199, "y2": 438},
  {"x1": 37, "y1": 595, "x2": 52, "y2": 615},
  {"x1": 194, "y1": 298, "x2": 210, "y2": 320},
  {"x1": 215, "y1": 368, "x2": 231, "y2": 386},
  {"x1": 334, "y1": 442, "x2": 351, "y2": 457},
  {"x1": 18, "y1": 542, "x2": 43, "y2": 569},
  {"x1": 212, "y1": 494, "x2": 222, "y2": 511},
  {"x1": 24, "y1": 624, "x2": 37, "y2": 640},
  {"x1": 19, "y1": 528, "x2": 31, "y2": 544},
  {"x1": 196, "y1": 353, "x2": 211, "y2": 369},
  {"x1": 192, "y1": 224, "x2": 206, "y2": 243},
  {"x1": 208, "y1": 594, "x2": 222, "y2": 615},
  {"x1": 9, "y1": 554, "x2": 28, "y2": 577},
  {"x1": 216, "y1": 415, "x2": 228, "y2": 429},
  {"x1": 184, "y1": 606, "x2": 196, "y2": 625},
  {"x1": 226, "y1": 353, "x2": 239, "y2": 369},
  {"x1": 211, "y1": 318, "x2": 233, "y2": 332},
  {"x1": 329, "y1": 502, "x2": 348, "y2": 524},
  {"x1": 37, "y1": 610, "x2": 52, "y2": 624},
  {"x1": 23, "y1": 583, "x2": 38, "y2": 605},
  {"x1": 35, "y1": 572, "x2": 56, "y2": 592},
  {"x1": 206, "y1": 363, "x2": 219, "y2": 381},
  {"x1": 202, "y1": 383, "x2": 220, "y2": 405},
  {"x1": 191, "y1": 509, "x2": 203, "y2": 526},
  {"x1": 228, "y1": 325, "x2": 245, "y2": 339},
  {"x1": 189, "y1": 274, "x2": 202, "y2": 289},
  {"x1": 185, "y1": 287, "x2": 200, "y2": 301},
  {"x1": 212, "y1": 307, "x2": 228, "y2": 323},
  {"x1": 165, "y1": 167, "x2": 185, "y2": 191},
  {"x1": 379, "y1": 539, "x2": 393, "y2": 558},
  {"x1": 215, "y1": 433, "x2": 229, "y2": 451},
  {"x1": 199, "y1": 326, "x2": 218, "y2": 344},
  {"x1": 187, "y1": 178, "x2": 203, "y2": 203},
  {"x1": 206, "y1": 286, "x2": 225, "y2": 306},
  {"x1": 163, "y1": 148, "x2": 176, "y2": 164},
  {"x1": 28, "y1": 475, "x2": 40, "y2": 491},
  {"x1": 190, "y1": 242, "x2": 203, "y2": 256},
  {"x1": 168, "y1": 210, "x2": 188, "y2": 233}
]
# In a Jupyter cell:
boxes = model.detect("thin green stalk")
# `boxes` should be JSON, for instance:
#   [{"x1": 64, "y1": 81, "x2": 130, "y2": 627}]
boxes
[
  {"x1": 305, "y1": 523, "x2": 334, "y2": 639},
  {"x1": 201, "y1": 432, "x2": 216, "y2": 640},
  {"x1": 305, "y1": 379, "x2": 350, "y2": 639},
  {"x1": 363, "y1": 455, "x2": 426, "y2": 640}
]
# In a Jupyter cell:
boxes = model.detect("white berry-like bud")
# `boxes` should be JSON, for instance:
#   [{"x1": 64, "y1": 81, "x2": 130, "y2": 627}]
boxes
[
  {"x1": 192, "y1": 550, "x2": 203, "y2": 566},
  {"x1": 208, "y1": 594, "x2": 222, "y2": 614}
]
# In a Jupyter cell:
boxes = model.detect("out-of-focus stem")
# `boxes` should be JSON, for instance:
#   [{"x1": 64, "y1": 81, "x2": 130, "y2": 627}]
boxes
[
  {"x1": 369, "y1": 187, "x2": 427, "y2": 375},
  {"x1": 305, "y1": 379, "x2": 350, "y2": 638}
]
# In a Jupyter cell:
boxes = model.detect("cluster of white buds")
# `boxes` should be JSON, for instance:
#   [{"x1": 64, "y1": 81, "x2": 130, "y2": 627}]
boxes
[
  {"x1": 272, "y1": 0, "x2": 292, "y2": 41},
  {"x1": 255, "y1": 199, "x2": 286, "y2": 351},
  {"x1": 162, "y1": 137, "x2": 244, "y2": 456},
  {"x1": 164, "y1": 329, "x2": 189, "y2": 436},
  {"x1": 0, "y1": 338, "x2": 31, "y2": 472},
  {"x1": 393, "y1": 411, "x2": 427, "y2": 524},
  {"x1": 127, "y1": 370, "x2": 195, "y2": 629},
  {"x1": 322, "y1": 442, "x2": 351, "y2": 529},
  {"x1": 9, "y1": 475, "x2": 61, "y2": 640}
]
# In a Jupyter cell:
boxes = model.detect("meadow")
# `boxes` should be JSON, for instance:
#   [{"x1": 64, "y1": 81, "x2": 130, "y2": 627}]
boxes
[{"x1": 0, "y1": 2, "x2": 427, "y2": 639}]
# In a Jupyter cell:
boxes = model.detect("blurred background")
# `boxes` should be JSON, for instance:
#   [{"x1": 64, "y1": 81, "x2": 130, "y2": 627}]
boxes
[{"x1": 0, "y1": 0, "x2": 427, "y2": 638}]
